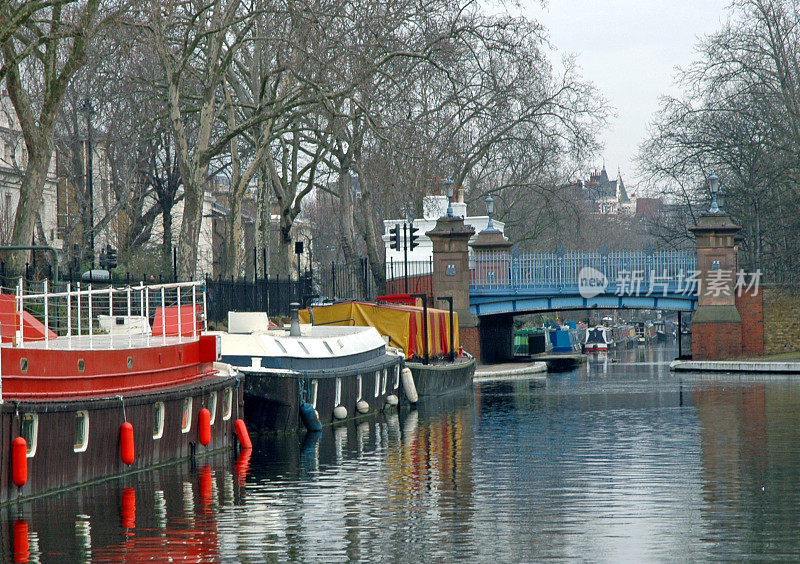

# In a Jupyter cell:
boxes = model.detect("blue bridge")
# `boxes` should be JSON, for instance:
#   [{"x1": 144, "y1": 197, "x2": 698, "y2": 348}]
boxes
[{"x1": 469, "y1": 250, "x2": 698, "y2": 316}]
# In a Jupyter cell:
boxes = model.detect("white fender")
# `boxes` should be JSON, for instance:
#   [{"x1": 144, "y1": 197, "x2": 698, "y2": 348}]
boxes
[
  {"x1": 401, "y1": 367, "x2": 418, "y2": 403},
  {"x1": 385, "y1": 394, "x2": 399, "y2": 407},
  {"x1": 356, "y1": 400, "x2": 370, "y2": 414},
  {"x1": 333, "y1": 405, "x2": 348, "y2": 420}
]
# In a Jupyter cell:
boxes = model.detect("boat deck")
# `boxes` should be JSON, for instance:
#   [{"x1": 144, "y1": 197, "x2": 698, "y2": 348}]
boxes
[{"x1": 3, "y1": 333, "x2": 192, "y2": 351}]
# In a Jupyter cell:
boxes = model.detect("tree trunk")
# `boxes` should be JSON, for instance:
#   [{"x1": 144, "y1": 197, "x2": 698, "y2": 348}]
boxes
[
  {"x1": 273, "y1": 222, "x2": 293, "y2": 280},
  {"x1": 223, "y1": 196, "x2": 244, "y2": 279},
  {"x1": 256, "y1": 169, "x2": 270, "y2": 278},
  {"x1": 358, "y1": 188, "x2": 386, "y2": 294},
  {"x1": 337, "y1": 167, "x2": 366, "y2": 297},
  {"x1": 176, "y1": 172, "x2": 206, "y2": 281},
  {"x1": 8, "y1": 145, "x2": 52, "y2": 276},
  {"x1": 161, "y1": 205, "x2": 173, "y2": 272}
]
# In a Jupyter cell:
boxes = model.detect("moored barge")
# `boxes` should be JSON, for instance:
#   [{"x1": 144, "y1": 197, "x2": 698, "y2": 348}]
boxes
[
  {"x1": 0, "y1": 280, "x2": 244, "y2": 503},
  {"x1": 215, "y1": 309, "x2": 404, "y2": 433}
]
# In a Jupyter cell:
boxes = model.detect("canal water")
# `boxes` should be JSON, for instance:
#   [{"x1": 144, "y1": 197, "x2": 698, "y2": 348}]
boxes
[{"x1": 4, "y1": 343, "x2": 800, "y2": 561}]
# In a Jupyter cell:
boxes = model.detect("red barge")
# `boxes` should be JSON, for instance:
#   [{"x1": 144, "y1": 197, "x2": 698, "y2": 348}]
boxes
[{"x1": 0, "y1": 280, "x2": 245, "y2": 503}]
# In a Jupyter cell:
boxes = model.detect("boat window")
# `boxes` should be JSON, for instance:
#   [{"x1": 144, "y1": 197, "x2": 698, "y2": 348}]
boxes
[
  {"x1": 356, "y1": 375, "x2": 362, "y2": 401},
  {"x1": 381, "y1": 369, "x2": 387, "y2": 395},
  {"x1": 310, "y1": 380, "x2": 319, "y2": 408},
  {"x1": 374, "y1": 371, "x2": 380, "y2": 397},
  {"x1": 222, "y1": 388, "x2": 233, "y2": 421},
  {"x1": 335, "y1": 378, "x2": 342, "y2": 406},
  {"x1": 20, "y1": 413, "x2": 38, "y2": 457},
  {"x1": 78, "y1": 359, "x2": 85, "y2": 373},
  {"x1": 181, "y1": 397, "x2": 193, "y2": 433},
  {"x1": 394, "y1": 365, "x2": 400, "y2": 389},
  {"x1": 208, "y1": 391, "x2": 217, "y2": 425},
  {"x1": 298, "y1": 342, "x2": 310, "y2": 355},
  {"x1": 324, "y1": 341, "x2": 335, "y2": 355},
  {"x1": 19, "y1": 358, "x2": 28, "y2": 373},
  {"x1": 153, "y1": 402, "x2": 165, "y2": 439},
  {"x1": 74, "y1": 411, "x2": 89, "y2": 453}
]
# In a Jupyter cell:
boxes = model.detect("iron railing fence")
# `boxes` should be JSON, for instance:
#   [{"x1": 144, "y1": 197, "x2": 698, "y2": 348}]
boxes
[{"x1": 471, "y1": 250, "x2": 698, "y2": 289}]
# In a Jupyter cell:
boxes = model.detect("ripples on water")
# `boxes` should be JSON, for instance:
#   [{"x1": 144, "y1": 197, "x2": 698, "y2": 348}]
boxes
[{"x1": 4, "y1": 344, "x2": 800, "y2": 561}]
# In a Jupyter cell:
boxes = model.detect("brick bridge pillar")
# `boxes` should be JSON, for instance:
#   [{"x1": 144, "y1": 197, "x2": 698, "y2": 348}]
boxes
[
  {"x1": 690, "y1": 211, "x2": 742, "y2": 360},
  {"x1": 469, "y1": 228, "x2": 515, "y2": 363},
  {"x1": 426, "y1": 216, "x2": 478, "y2": 357}
]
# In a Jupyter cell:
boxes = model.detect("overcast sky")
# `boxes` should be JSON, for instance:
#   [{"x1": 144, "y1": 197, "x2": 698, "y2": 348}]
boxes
[{"x1": 521, "y1": 0, "x2": 731, "y2": 191}]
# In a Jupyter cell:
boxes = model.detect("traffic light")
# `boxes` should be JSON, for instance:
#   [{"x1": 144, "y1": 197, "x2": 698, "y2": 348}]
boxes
[
  {"x1": 106, "y1": 244, "x2": 117, "y2": 269},
  {"x1": 408, "y1": 225, "x2": 420, "y2": 250},
  {"x1": 389, "y1": 224, "x2": 401, "y2": 250}
]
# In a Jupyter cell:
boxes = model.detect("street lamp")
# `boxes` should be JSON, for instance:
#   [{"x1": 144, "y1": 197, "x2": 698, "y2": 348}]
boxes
[
  {"x1": 708, "y1": 171, "x2": 720, "y2": 214},
  {"x1": 485, "y1": 193, "x2": 496, "y2": 231},
  {"x1": 443, "y1": 177, "x2": 454, "y2": 218}
]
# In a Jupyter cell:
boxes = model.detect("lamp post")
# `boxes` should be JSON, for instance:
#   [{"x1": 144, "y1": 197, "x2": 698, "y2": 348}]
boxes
[
  {"x1": 708, "y1": 171, "x2": 720, "y2": 214},
  {"x1": 443, "y1": 177, "x2": 454, "y2": 218},
  {"x1": 485, "y1": 194, "x2": 496, "y2": 231}
]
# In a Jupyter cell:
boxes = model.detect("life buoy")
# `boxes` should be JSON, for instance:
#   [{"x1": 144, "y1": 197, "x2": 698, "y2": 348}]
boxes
[
  {"x1": 120, "y1": 422, "x2": 135, "y2": 465},
  {"x1": 198, "y1": 408, "x2": 211, "y2": 446},
  {"x1": 234, "y1": 419, "x2": 252, "y2": 449},
  {"x1": 300, "y1": 402, "x2": 322, "y2": 431},
  {"x1": 401, "y1": 367, "x2": 418, "y2": 403},
  {"x1": 11, "y1": 437, "x2": 27, "y2": 487}
]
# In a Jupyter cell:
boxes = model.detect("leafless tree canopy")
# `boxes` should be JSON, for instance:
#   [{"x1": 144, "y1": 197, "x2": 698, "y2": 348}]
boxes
[
  {"x1": 2, "y1": 0, "x2": 609, "y2": 282},
  {"x1": 640, "y1": 0, "x2": 800, "y2": 281}
]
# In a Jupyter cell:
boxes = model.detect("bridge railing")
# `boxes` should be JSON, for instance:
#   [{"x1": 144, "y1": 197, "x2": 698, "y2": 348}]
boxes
[{"x1": 471, "y1": 250, "x2": 697, "y2": 289}]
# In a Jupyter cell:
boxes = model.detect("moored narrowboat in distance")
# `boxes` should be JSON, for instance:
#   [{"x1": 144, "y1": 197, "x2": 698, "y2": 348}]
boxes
[
  {"x1": 584, "y1": 326, "x2": 613, "y2": 352},
  {"x1": 0, "y1": 280, "x2": 244, "y2": 504},
  {"x1": 215, "y1": 307, "x2": 404, "y2": 433}
]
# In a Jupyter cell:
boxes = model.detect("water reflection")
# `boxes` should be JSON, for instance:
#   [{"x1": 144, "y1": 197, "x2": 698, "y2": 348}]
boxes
[{"x1": 6, "y1": 346, "x2": 800, "y2": 560}]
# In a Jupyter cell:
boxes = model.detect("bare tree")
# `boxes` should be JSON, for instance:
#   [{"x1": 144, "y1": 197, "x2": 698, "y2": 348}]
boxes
[{"x1": 0, "y1": 0, "x2": 118, "y2": 274}]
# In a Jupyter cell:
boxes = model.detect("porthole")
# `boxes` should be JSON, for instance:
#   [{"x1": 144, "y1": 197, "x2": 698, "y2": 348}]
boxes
[
  {"x1": 181, "y1": 397, "x2": 193, "y2": 434},
  {"x1": 74, "y1": 411, "x2": 89, "y2": 453},
  {"x1": 208, "y1": 391, "x2": 217, "y2": 425},
  {"x1": 222, "y1": 388, "x2": 233, "y2": 421},
  {"x1": 127, "y1": 357, "x2": 133, "y2": 370},
  {"x1": 19, "y1": 358, "x2": 27, "y2": 373},
  {"x1": 20, "y1": 413, "x2": 38, "y2": 457},
  {"x1": 77, "y1": 359, "x2": 85, "y2": 373},
  {"x1": 153, "y1": 402, "x2": 165, "y2": 439}
]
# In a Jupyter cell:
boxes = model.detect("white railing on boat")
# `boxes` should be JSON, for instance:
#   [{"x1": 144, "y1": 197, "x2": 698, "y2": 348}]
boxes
[{"x1": 7, "y1": 279, "x2": 207, "y2": 347}]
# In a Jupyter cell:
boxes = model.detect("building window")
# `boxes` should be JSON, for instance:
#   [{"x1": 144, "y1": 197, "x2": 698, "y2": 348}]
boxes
[
  {"x1": 74, "y1": 411, "x2": 89, "y2": 452},
  {"x1": 181, "y1": 397, "x2": 193, "y2": 433},
  {"x1": 21, "y1": 413, "x2": 38, "y2": 457},
  {"x1": 153, "y1": 402, "x2": 165, "y2": 439}
]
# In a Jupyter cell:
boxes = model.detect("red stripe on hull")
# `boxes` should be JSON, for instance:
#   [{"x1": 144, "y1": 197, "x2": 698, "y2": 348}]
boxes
[{"x1": 1, "y1": 339, "x2": 219, "y2": 399}]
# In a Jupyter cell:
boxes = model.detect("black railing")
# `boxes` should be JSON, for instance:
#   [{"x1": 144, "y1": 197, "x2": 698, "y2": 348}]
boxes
[
  {"x1": 315, "y1": 258, "x2": 377, "y2": 302},
  {"x1": 204, "y1": 275, "x2": 313, "y2": 323}
]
